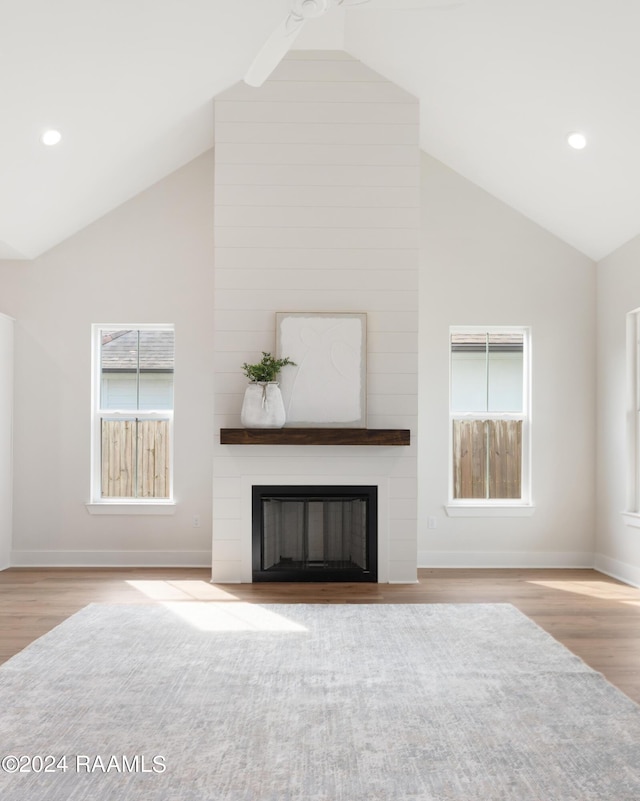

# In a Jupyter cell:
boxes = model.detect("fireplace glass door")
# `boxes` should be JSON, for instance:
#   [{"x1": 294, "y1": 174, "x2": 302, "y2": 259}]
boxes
[{"x1": 252, "y1": 486, "x2": 377, "y2": 582}]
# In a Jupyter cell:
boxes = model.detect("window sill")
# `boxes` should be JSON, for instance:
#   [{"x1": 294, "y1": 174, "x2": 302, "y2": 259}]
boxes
[
  {"x1": 446, "y1": 504, "x2": 535, "y2": 518},
  {"x1": 621, "y1": 512, "x2": 640, "y2": 529},
  {"x1": 86, "y1": 502, "x2": 176, "y2": 516}
]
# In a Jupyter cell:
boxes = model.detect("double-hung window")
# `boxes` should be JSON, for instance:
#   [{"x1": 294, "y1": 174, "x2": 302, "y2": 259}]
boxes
[
  {"x1": 448, "y1": 327, "x2": 532, "y2": 514},
  {"x1": 91, "y1": 325, "x2": 174, "y2": 505}
]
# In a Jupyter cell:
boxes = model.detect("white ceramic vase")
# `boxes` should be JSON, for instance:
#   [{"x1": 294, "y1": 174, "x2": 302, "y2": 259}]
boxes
[{"x1": 240, "y1": 382, "x2": 286, "y2": 429}]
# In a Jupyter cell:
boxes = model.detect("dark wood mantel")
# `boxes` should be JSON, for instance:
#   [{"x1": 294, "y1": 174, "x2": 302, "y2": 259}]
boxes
[{"x1": 220, "y1": 428, "x2": 410, "y2": 446}]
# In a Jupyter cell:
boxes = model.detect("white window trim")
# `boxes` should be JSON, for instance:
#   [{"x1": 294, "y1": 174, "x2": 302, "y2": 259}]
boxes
[
  {"x1": 623, "y1": 309, "x2": 640, "y2": 526},
  {"x1": 88, "y1": 323, "x2": 175, "y2": 510},
  {"x1": 447, "y1": 325, "x2": 533, "y2": 516},
  {"x1": 622, "y1": 512, "x2": 640, "y2": 529},
  {"x1": 446, "y1": 503, "x2": 535, "y2": 517}
]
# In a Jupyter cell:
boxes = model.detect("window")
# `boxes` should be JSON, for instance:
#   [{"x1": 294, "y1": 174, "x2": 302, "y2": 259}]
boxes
[
  {"x1": 448, "y1": 327, "x2": 531, "y2": 512},
  {"x1": 91, "y1": 325, "x2": 174, "y2": 504}
]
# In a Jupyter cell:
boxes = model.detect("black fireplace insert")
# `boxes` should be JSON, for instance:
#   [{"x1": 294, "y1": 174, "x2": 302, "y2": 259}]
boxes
[{"x1": 252, "y1": 485, "x2": 378, "y2": 582}]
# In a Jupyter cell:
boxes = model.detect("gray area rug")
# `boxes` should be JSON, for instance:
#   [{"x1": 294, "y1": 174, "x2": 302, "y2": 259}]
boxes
[{"x1": 1, "y1": 602, "x2": 639, "y2": 800}]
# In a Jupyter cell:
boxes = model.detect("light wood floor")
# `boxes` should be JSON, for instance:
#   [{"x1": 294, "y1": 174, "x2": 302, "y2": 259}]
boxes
[{"x1": 1, "y1": 567, "x2": 640, "y2": 702}]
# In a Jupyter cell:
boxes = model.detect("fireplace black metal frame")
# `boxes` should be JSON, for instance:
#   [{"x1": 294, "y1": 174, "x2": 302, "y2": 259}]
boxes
[{"x1": 252, "y1": 485, "x2": 378, "y2": 582}]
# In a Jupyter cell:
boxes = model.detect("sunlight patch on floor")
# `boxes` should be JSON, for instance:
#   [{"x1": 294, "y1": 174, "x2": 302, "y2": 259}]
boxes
[
  {"x1": 126, "y1": 580, "x2": 240, "y2": 602},
  {"x1": 527, "y1": 579, "x2": 640, "y2": 603},
  {"x1": 161, "y1": 601, "x2": 308, "y2": 632},
  {"x1": 167, "y1": 580, "x2": 238, "y2": 600}
]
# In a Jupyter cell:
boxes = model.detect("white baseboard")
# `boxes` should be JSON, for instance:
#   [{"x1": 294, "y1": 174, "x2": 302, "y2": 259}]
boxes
[
  {"x1": 593, "y1": 553, "x2": 640, "y2": 588},
  {"x1": 10, "y1": 550, "x2": 211, "y2": 568},
  {"x1": 418, "y1": 550, "x2": 596, "y2": 569}
]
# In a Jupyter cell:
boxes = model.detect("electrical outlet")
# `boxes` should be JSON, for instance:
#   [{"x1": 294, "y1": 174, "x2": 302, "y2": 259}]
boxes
[
  {"x1": 192, "y1": 515, "x2": 201, "y2": 528},
  {"x1": 427, "y1": 516, "x2": 437, "y2": 529}
]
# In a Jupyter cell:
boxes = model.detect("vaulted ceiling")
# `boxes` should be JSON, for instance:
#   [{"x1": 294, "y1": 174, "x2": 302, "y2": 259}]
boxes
[{"x1": 1, "y1": 0, "x2": 637, "y2": 261}]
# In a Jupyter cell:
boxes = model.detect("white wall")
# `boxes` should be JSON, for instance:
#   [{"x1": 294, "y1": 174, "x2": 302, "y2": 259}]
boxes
[
  {"x1": 0, "y1": 151, "x2": 215, "y2": 566},
  {"x1": 419, "y1": 154, "x2": 597, "y2": 567},
  {"x1": 596, "y1": 237, "x2": 640, "y2": 585},
  {"x1": 0, "y1": 56, "x2": 605, "y2": 573},
  {"x1": 212, "y1": 52, "x2": 420, "y2": 583},
  {"x1": 0, "y1": 313, "x2": 13, "y2": 569}
]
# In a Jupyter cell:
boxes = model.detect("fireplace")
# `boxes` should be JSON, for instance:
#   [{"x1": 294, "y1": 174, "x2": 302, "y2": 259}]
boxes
[{"x1": 252, "y1": 485, "x2": 378, "y2": 582}]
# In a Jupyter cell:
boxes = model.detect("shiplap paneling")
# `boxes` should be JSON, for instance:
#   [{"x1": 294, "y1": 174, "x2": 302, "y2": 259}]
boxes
[
  {"x1": 212, "y1": 453, "x2": 418, "y2": 479},
  {"x1": 366, "y1": 311, "x2": 420, "y2": 332},
  {"x1": 266, "y1": 57, "x2": 390, "y2": 83},
  {"x1": 217, "y1": 80, "x2": 415, "y2": 104},
  {"x1": 368, "y1": 373, "x2": 418, "y2": 396},
  {"x1": 213, "y1": 289, "x2": 418, "y2": 312},
  {"x1": 213, "y1": 206, "x2": 420, "y2": 230},
  {"x1": 214, "y1": 164, "x2": 419, "y2": 187},
  {"x1": 215, "y1": 122, "x2": 419, "y2": 146},
  {"x1": 215, "y1": 185, "x2": 420, "y2": 208},
  {"x1": 213, "y1": 227, "x2": 420, "y2": 250},
  {"x1": 212, "y1": 310, "x2": 275, "y2": 332},
  {"x1": 368, "y1": 353, "x2": 418, "y2": 374},
  {"x1": 213, "y1": 52, "x2": 419, "y2": 583},
  {"x1": 214, "y1": 247, "x2": 418, "y2": 270},
  {"x1": 214, "y1": 101, "x2": 419, "y2": 125},
  {"x1": 214, "y1": 268, "x2": 418, "y2": 292},
  {"x1": 214, "y1": 143, "x2": 419, "y2": 167}
]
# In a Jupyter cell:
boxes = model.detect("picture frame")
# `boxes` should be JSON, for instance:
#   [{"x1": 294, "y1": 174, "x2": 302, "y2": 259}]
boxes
[{"x1": 276, "y1": 312, "x2": 367, "y2": 428}]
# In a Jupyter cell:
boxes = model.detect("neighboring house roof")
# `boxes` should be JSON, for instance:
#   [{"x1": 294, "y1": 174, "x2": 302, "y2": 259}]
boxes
[
  {"x1": 101, "y1": 330, "x2": 174, "y2": 372},
  {"x1": 451, "y1": 333, "x2": 524, "y2": 352}
]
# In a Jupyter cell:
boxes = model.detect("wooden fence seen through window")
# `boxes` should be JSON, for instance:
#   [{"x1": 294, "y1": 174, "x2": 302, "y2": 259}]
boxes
[
  {"x1": 101, "y1": 419, "x2": 170, "y2": 498},
  {"x1": 453, "y1": 419, "x2": 522, "y2": 499}
]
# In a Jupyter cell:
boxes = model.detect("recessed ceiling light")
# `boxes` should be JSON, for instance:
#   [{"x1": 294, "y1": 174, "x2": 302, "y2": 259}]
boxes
[
  {"x1": 567, "y1": 132, "x2": 587, "y2": 150},
  {"x1": 41, "y1": 129, "x2": 62, "y2": 146}
]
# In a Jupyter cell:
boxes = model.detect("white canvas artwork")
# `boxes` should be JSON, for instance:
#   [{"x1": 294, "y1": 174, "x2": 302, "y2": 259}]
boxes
[{"x1": 276, "y1": 313, "x2": 367, "y2": 428}]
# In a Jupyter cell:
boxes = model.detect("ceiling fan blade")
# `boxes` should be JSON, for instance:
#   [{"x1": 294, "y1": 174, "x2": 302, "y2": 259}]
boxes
[{"x1": 244, "y1": 13, "x2": 307, "y2": 87}]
